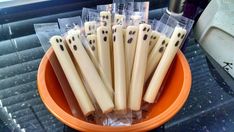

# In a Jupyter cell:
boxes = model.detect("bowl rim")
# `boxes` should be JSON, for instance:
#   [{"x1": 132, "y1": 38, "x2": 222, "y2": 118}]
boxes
[{"x1": 37, "y1": 48, "x2": 191, "y2": 131}]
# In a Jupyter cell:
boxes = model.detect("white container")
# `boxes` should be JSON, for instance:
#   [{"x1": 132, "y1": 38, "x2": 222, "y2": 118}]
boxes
[{"x1": 195, "y1": 0, "x2": 234, "y2": 78}]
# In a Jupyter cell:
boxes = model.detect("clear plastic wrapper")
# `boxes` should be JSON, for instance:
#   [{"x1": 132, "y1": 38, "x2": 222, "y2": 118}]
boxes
[
  {"x1": 97, "y1": 4, "x2": 113, "y2": 13},
  {"x1": 112, "y1": 0, "x2": 134, "y2": 26},
  {"x1": 34, "y1": 23, "x2": 93, "y2": 119},
  {"x1": 58, "y1": 16, "x2": 83, "y2": 34},
  {"x1": 58, "y1": 16, "x2": 133, "y2": 126},
  {"x1": 143, "y1": 14, "x2": 189, "y2": 105},
  {"x1": 162, "y1": 13, "x2": 194, "y2": 48},
  {"x1": 132, "y1": 2, "x2": 149, "y2": 24},
  {"x1": 81, "y1": 8, "x2": 98, "y2": 22},
  {"x1": 61, "y1": 18, "x2": 112, "y2": 112}
]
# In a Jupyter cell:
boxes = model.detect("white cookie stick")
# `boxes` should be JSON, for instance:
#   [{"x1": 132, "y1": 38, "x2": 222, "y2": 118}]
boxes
[
  {"x1": 84, "y1": 21, "x2": 96, "y2": 36},
  {"x1": 124, "y1": 26, "x2": 138, "y2": 94},
  {"x1": 86, "y1": 34, "x2": 98, "y2": 60},
  {"x1": 148, "y1": 31, "x2": 161, "y2": 54},
  {"x1": 112, "y1": 25, "x2": 127, "y2": 110},
  {"x1": 50, "y1": 36, "x2": 95, "y2": 116},
  {"x1": 144, "y1": 27, "x2": 187, "y2": 103},
  {"x1": 65, "y1": 33, "x2": 114, "y2": 113},
  {"x1": 145, "y1": 35, "x2": 170, "y2": 82},
  {"x1": 128, "y1": 24, "x2": 152, "y2": 111},
  {"x1": 97, "y1": 26, "x2": 113, "y2": 92}
]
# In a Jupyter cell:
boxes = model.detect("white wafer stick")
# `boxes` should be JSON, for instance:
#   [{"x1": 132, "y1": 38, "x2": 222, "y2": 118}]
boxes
[
  {"x1": 145, "y1": 35, "x2": 170, "y2": 82},
  {"x1": 148, "y1": 31, "x2": 161, "y2": 54},
  {"x1": 128, "y1": 24, "x2": 152, "y2": 111},
  {"x1": 65, "y1": 33, "x2": 114, "y2": 113},
  {"x1": 84, "y1": 21, "x2": 96, "y2": 36},
  {"x1": 97, "y1": 26, "x2": 113, "y2": 90},
  {"x1": 50, "y1": 36, "x2": 95, "y2": 116},
  {"x1": 112, "y1": 25, "x2": 127, "y2": 110},
  {"x1": 144, "y1": 26, "x2": 187, "y2": 103},
  {"x1": 124, "y1": 26, "x2": 138, "y2": 94},
  {"x1": 86, "y1": 34, "x2": 98, "y2": 60}
]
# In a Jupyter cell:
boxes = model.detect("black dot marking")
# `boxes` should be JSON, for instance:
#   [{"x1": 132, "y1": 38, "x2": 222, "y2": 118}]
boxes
[
  {"x1": 72, "y1": 36, "x2": 75, "y2": 41},
  {"x1": 102, "y1": 30, "x2": 105, "y2": 34},
  {"x1": 60, "y1": 39, "x2": 62, "y2": 42},
  {"x1": 159, "y1": 47, "x2": 164, "y2": 53},
  {"x1": 151, "y1": 36, "x2": 153, "y2": 39},
  {"x1": 102, "y1": 16, "x2": 105, "y2": 19},
  {"x1": 147, "y1": 28, "x2": 150, "y2": 32},
  {"x1": 177, "y1": 33, "x2": 181, "y2": 37},
  {"x1": 56, "y1": 39, "x2": 59, "y2": 43},
  {"x1": 89, "y1": 26, "x2": 91, "y2": 31},
  {"x1": 154, "y1": 36, "x2": 157, "y2": 39},
  {"x1": 165, "y1": 43, "x2": 168, "y2": 47},
  {"x1": 143, "y1": 34, "x2": 148, "y2": 40},
  {"x1": 89, "y1": 40, "x2": 92, "y2": 45},
  {"x1": 113, "y1": 36, "x2": 116, "y2": 42},
  {"x1": 112, "y1": 29, "x2": 114, "y2": 33},
  {"x1": 77, "y1": 35, "x2": 80, "y2": 38},
  {"x1": 181, "y1": 34, "x2": 185, "y2": 39},
  {"x1": 68, "y1": 39, "x2": 71, "y2": 44},
  {"x1": 92, "y1": 25, "x2": 95, "y2": 29},
  {"x1": 175, "y1": 41, "x2": 180, "y2": 47},
  {"x1": 93, "y1": 40, "x2": 95, "y2": 43},
  {"x1": 114, "y1": 28, "x2": 117, "y2": 32},
  {"x1": 106, "y1": 31, "x2": 108, "y2": 34},
  {"x1": 132, "y1": 31, "x2": 136, "y2": 35},
  {"x1": 162, "y1": 40, "x2": 165, "y2": 45},
  {"x1": 103, "y1": 36, "x2": 107, "y2": 42},
  {"x1": 106, "y1": 15, "x2": 109, "y2": 19},
  {"x1": 143, "y1": 27, "x2": 146, "y2": 31},
  {"x1": 128, "y1": 38, "x2": 133, "y2": 44},
  {"x1": 129, "y1": 31, "x2": 132, "y2": 35},
  {"x1": 104, "y1": 22, "x2": 107, "y2": 26},
  {"x1": 59, "y1": 45, "x2": 64, "y2": 51},
  {"x1": 73, "y1": 45, "x2": 77, "y2": 51},
  {"x1": 91, "y1": 46, "x2": 95, "y2": 51}
]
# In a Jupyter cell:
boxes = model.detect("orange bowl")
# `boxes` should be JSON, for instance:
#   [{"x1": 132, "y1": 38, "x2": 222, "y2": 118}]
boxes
[{"x1": 37, "y1": 48, "x2": 191, "y2": 131}]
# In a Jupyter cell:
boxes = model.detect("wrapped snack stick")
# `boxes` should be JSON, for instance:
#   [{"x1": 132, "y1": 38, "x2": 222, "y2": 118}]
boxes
[
  {"x1": 144, "y1": 26, "x2": 187, "y2": 103},
  {"x1": 114, "y1": 14, "x2": 125, "y2": 25},
  {"x1": 148, "y1": 31, "x2": 161, "y2": 54},
  {"x1": 145, "y1": 35, "x2": 170, "y2": 82},
  {"x1": 65, "y1": 32, "x2": 114, "y2": 113},
  {"x1": 99, "y1": 11, "x2": 113, "y2": 82},
  {"x1": 80, "y1": 35, "x2": 114, "y2": 98},
  {"x1": 128, "y1": 24, "x2": 151, "y2": 111},
  {"x1": 112, "y1": 25, "x2": 127, "y2": 110},
  {"x1": 50, "y1": 36, "x2": 95, "y2": 116},
  {"x1": 84, "y1": 21, "x2": 96, "y2": 36},
  {"x1": 86, "y1": 34, "x2": 98, "y2": 60},
  {"x1": 97, "y1": 26, "x2": 113, "y2": 92},
  {"x1": 84, "y1": 21, "x2": 98, "y2": 60},
  {"x1": 124, "y1": 26, "x2": 138, "y2": 94},
  {"x1": 100, "y1": 11, "x2": 111, "y2": 28}
]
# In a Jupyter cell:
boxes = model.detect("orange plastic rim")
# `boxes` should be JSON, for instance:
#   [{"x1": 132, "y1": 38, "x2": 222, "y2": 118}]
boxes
[{"x1": 37, "y1": 48, "x2": 191, "y2": 132}]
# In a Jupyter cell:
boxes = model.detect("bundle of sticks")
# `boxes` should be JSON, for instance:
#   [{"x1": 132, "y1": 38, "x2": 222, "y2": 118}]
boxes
[{"x1": 48, "y1": 2, "x2": 187, "y2": 123}]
